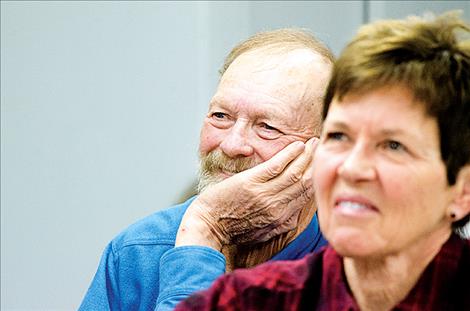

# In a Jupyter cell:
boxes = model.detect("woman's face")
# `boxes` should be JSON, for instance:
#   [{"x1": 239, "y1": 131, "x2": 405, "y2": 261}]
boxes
[{"x1": 313, "y1": 85, "x2": 456, "y2": 258}]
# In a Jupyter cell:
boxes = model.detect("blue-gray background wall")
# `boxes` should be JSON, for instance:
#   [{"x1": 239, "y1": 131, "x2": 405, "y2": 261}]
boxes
[{"x1": 2, "y1": 1, "x2": 468, "y2": 310}]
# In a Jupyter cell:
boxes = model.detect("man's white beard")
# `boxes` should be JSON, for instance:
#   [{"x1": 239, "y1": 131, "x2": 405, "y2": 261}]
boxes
[{"x1": 197, "y1": 149, "x2": 256, "y2": 193}]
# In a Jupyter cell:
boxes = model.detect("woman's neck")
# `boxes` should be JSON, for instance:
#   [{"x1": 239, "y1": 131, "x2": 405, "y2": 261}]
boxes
[{"x1": 344, "y1": 229, "x2": 451, "y2": 311}]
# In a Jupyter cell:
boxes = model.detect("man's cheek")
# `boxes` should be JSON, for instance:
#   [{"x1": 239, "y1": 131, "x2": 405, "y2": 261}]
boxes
[
  {"x1": 199, "y1": 127, "x2": 224, "y2": 156},
  {"x1": 257, "y1": 141, "x2": 289, "y2": 162},
  {"x1": 199, "y1": 137, "x2": 216, "y2": 156}
]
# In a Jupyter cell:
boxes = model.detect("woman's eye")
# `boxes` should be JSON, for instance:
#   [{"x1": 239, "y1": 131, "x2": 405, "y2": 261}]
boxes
[
  {"x1": 384, "y1": 140, "x2": 406, "y2": 152},
  {"x1": 326, "y1": 132, "x2": 347, "y2": 141}
]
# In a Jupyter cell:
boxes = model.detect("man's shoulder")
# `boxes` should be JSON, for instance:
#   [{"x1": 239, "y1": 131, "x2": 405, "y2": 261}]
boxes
[{"x1": 110, "y1": 196, "x2": 197, "y2": 252}]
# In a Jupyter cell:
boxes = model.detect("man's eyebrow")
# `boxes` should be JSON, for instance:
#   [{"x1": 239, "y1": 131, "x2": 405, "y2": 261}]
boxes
[
  {"x1": 208, "y1": 98, "x2": 226, "y2": 110},
  {"x1": 210, "y1": 97, "x2": 283, "y2": 118}
]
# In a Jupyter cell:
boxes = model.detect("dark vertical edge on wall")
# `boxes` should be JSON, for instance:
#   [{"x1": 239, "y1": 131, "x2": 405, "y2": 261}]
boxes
[{"x1": 362, "y1": 0, "x2": 370, "y2": 24}]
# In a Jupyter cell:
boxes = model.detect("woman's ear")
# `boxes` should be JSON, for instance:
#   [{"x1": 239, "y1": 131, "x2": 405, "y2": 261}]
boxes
[{"x1": 447, "y1": 165, "x2": 470, "y2": 221}]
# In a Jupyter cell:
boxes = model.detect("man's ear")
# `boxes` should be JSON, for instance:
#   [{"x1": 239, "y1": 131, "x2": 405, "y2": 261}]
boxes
[{"x1": 447, "y1": 165, "x2": 470, "y2": 222}]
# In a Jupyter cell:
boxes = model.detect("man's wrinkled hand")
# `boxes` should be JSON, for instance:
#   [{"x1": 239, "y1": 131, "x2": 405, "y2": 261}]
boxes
[{"x1": 175, "y1": 138, "x2": 318, "y2": 251}]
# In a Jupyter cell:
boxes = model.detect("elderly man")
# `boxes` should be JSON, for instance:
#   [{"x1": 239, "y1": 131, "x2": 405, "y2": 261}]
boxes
[{"x1": 79, "y1": 28, "x2": 333, "y2": 310}]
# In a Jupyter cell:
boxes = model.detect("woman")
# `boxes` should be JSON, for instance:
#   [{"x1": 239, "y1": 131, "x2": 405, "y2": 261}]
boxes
[{"x1": 175, "y1": 12, "x2": 470, "y2": 311}]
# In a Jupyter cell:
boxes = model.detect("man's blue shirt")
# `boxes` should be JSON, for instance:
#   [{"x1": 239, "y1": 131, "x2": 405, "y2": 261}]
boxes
[{"x1": 79, "y1": 196, "x2": 327, "y2": 311}]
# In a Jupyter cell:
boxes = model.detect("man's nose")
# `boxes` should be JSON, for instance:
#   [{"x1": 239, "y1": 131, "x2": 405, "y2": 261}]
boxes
[
  {"x1": 219, "y1": 121, "x2": 254, "y2": 158},
  {"x1": 337, "y1": 143, "x2": 376, "y2": 183}
]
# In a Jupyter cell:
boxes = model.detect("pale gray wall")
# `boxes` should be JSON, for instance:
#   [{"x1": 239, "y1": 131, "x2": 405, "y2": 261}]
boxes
[
  {"x1": 1, "y1": 1, "x2": 468, "y2": 310},
  {"x1": 369, "y1": 0, "x2": 470, "y2": 21}
]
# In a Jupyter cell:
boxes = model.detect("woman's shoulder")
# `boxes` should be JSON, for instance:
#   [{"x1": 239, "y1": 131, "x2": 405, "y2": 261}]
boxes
[{"x1": 226, "y1": 247, "x2": 327, "y2": 292}]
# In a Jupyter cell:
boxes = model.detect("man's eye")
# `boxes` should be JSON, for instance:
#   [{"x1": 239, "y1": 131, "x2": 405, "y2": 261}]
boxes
[
  {"x1": 258, "y1": 123, "x2": 282, "y2": 140},
  {"x1": 211, "y1": 112, "x2": 226, "y2": 119},
  {"x1": 260, "y1": 123, "x2": 279, "y2": 132}
]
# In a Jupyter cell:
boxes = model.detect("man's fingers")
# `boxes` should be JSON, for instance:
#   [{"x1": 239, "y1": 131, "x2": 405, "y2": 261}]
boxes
[
  {"x1": 245, "y1": 140, "x2": 306, "y2": 182},
  {"x1": 265, "y1": 137, "x2": 317, "y2": 190}
]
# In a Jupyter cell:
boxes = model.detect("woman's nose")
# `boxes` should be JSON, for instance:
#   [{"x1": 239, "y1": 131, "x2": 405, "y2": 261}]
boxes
[{"x1": 337, "y1": 143, "x2": 376, "y2": 183}]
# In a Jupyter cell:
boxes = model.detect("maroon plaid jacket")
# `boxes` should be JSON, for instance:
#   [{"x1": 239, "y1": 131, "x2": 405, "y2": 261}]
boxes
[{"x1": 176, "y1": 234, "x2": 470, "y2": 311}]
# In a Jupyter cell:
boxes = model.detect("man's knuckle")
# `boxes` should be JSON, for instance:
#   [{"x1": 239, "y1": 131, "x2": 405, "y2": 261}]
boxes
[
  {"x1": 267, "y1": 163, "x2": 283, "y2": 177},
  {"x1": 289, "y1": 171, "x2": 302, "y2": 183}
]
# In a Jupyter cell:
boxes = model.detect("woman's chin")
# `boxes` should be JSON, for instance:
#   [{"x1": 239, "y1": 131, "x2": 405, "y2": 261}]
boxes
[{"x1": 327, "y1": 229, "x2": 384, "y2": 258}]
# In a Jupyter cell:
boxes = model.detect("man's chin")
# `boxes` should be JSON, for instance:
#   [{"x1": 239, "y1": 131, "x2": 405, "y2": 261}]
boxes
[
  {"x1": 197, "y1": 174, "x2": 225, "y2": 193},
  {"x1": 197, "y1": 168, "x2": 249, "y2": 193}
]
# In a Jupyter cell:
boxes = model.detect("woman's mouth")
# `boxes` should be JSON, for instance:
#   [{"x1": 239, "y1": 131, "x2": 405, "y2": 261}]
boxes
[{"x1": 334, "y1": 197, "x2": 379, "y2": 217}]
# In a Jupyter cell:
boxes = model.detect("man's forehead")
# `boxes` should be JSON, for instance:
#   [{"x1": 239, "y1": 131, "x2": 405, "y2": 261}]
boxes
[
  {"x1": 210, "y1": 87, "x2": 286, "y2": 110},
  {"x1": 219, "y1": 58, "x2": 329, "y2": 103},
  {"x1": 226, "y1": 48, "x2": 328, "y2": 74},
  {"x1": 220, "y1": 48, "x2": 332, "y2": 99}
]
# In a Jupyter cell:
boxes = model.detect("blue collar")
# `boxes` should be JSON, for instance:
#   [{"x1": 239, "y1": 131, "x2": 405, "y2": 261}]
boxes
[{"x1": 269, "y1": 212, "x2": 327, "y2": 261}]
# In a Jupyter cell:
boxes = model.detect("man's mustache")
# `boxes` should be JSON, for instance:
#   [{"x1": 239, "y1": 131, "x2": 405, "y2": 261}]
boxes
[
  {"x1": 200, "y1": 150, "x2": 257, "y2": 175},
  {"x1": 197, "y1": 150, "x2": 257, "y2": 193}
]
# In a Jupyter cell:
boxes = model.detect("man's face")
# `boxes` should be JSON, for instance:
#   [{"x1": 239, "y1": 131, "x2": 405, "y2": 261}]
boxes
[{"x1": 198, "y1": 48, "x2": 331, "y2": 191}]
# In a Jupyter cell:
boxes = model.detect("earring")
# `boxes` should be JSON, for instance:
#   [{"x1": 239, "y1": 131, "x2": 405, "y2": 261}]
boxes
[{"x1": 450, "y1": 212, "x2": 456, "y2": 219}]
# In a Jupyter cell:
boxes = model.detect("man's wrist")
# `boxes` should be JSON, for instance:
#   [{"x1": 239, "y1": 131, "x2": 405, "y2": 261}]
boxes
[{"x1": 175, "y1": 210, "x2": 223, "y2": 251}]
